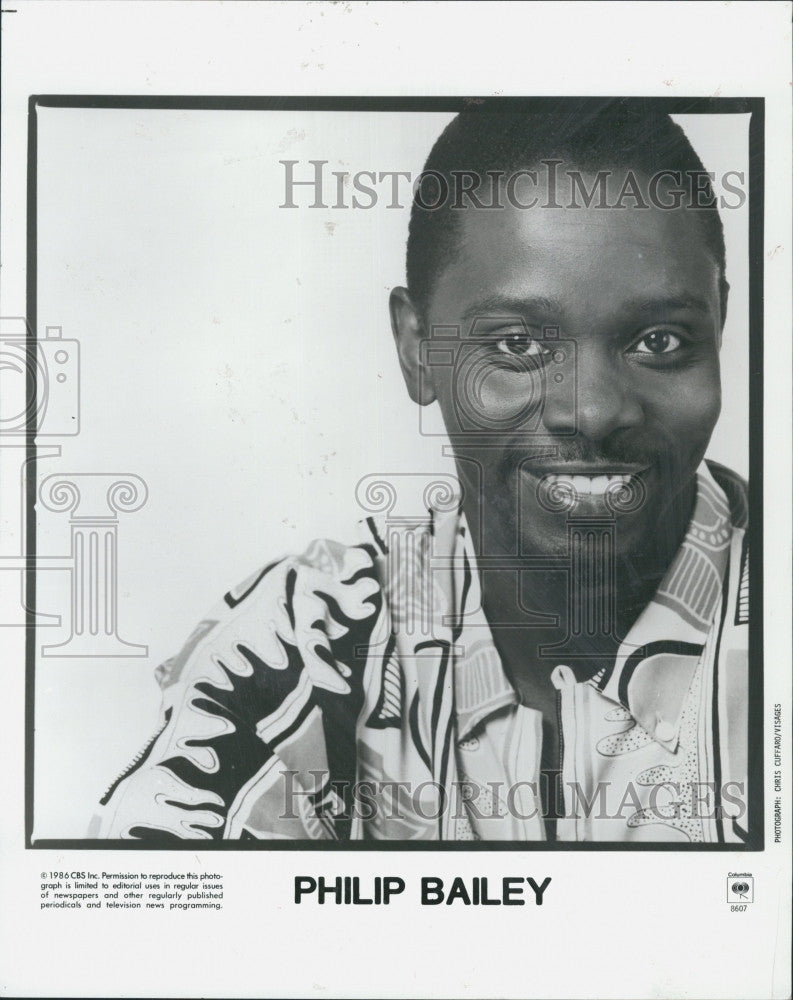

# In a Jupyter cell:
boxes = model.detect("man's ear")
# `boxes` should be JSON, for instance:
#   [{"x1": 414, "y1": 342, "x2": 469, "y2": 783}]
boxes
[
  {"x1": 389, "y1": 286, "x2": 436, "y2": 405},
  {"x1": 718, "y1": 277, "x2": 730, "y2": 349}
]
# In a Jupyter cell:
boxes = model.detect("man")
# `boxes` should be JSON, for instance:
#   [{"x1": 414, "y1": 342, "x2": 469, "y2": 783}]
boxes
[{"x1": 92, "y1": 99, "x2": 749, "y2": 842}]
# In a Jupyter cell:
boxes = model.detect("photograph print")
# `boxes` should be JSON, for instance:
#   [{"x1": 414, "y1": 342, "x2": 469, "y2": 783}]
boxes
[{"x1": 25, "y1": 95, "x2": 760, "y2": 847}]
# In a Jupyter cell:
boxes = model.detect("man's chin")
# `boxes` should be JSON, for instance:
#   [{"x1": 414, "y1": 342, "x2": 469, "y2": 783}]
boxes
[
  {"x1": 471, "y1": 462, "x2": 693, "y2": 562},
  {"x1": 517, "y1": 506, "x2": 661, "y2": 561}
]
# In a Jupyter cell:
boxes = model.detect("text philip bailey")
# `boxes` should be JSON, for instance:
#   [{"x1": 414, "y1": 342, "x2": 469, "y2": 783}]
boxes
[{"x1": 295, "y1": 875, "x2": 552, "y2": 906}]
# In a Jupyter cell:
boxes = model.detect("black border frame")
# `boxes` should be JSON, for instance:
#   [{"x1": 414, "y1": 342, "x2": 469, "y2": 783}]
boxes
[{"x1": 25, "y1": 94, "x2": 765, "y2": 851}]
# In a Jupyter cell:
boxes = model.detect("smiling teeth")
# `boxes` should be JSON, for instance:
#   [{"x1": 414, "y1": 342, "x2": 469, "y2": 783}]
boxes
[{"x1": 544, "y1": 473, "x2": 635, "y2": 496}]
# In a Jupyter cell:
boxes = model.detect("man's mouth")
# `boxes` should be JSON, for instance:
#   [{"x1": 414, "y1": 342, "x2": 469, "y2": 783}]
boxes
[
  {"x1": 520, "y1": 464, "x2": 652, "y2": 514},
  {"x1": 539, "y1": 471, "x2": 642, "y2": 496}
]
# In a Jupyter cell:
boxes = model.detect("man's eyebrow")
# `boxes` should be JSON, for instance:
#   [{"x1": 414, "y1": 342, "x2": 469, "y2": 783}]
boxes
[
  {"x1": 460, "y1": 295, "x2": 563, "y2": 322},
  {"x1": 624, "y1": 295, "x2": 712, "y2": 315},
  {"x1": 458, "y1": 293, "x2": 713, "y2": 325}
]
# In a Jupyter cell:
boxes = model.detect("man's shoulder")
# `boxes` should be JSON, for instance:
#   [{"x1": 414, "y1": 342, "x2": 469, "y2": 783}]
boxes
[
  {"x1": 222, "y1": 533, "x2": 382, "y2": 607},
  {"x1": 705, "y1": 459, "x2": 748, "y2": 530},
  {"x1": 156, "y1": 531, "x2": 387, "y2": 692}
]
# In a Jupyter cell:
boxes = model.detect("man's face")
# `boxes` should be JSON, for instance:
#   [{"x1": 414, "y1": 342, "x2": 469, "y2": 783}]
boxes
[{"x1": 413, "y1": 170, "x2": 723, "y2": 559}]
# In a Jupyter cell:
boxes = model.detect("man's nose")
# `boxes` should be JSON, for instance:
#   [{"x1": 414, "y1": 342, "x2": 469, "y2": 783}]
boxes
[{"x1": 540, "y1": 347, "x2": 644, "y2": 441}]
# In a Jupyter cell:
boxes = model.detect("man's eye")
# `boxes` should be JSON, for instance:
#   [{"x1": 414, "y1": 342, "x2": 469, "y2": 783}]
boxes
[
  {"x1": 632, "y1": 329, "x2": 683, "y2": 355},
  {"x1": 495, "y1": 334, "x2": 546, "y2": 358}
]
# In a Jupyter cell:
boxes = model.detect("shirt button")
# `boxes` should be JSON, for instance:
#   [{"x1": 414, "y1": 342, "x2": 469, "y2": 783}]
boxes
[
  {"x1": 458, "y1": 736, "x2": 480, "y2": 751},
  {"x1": 654, "y1": 721, "x2": 675, "y2": 743}
]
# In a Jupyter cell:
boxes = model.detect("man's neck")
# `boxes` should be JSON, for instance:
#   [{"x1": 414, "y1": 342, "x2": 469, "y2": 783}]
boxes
[{"x1": 472, "y1": 476, "x2": 697, "y2": 688}]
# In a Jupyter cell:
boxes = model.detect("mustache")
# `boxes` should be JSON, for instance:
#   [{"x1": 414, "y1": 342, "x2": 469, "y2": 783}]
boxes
[{"x1": 497, "y1": 435, "x2": 664, "y2": 475}]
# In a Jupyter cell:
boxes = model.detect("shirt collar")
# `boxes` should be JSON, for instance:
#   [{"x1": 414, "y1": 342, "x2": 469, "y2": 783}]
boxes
[{"x1": 595, "y1": 463, "x2": 733, "y2": 749}]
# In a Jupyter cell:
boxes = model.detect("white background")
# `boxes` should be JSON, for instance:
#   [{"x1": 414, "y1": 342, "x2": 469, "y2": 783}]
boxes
[{"x1": 1, "y1": 3, "x2": 791, "y2": 999}]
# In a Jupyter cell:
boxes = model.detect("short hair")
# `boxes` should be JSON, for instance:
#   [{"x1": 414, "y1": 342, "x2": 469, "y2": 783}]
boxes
[{"x1": 406, "y1": 98, "x2": 728, "y2": 318}]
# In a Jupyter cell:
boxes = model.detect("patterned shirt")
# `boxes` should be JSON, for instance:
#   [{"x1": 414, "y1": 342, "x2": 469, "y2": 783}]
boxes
[{"x1": 91, "y1": 461, "x2": 749, "y2": 843}]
